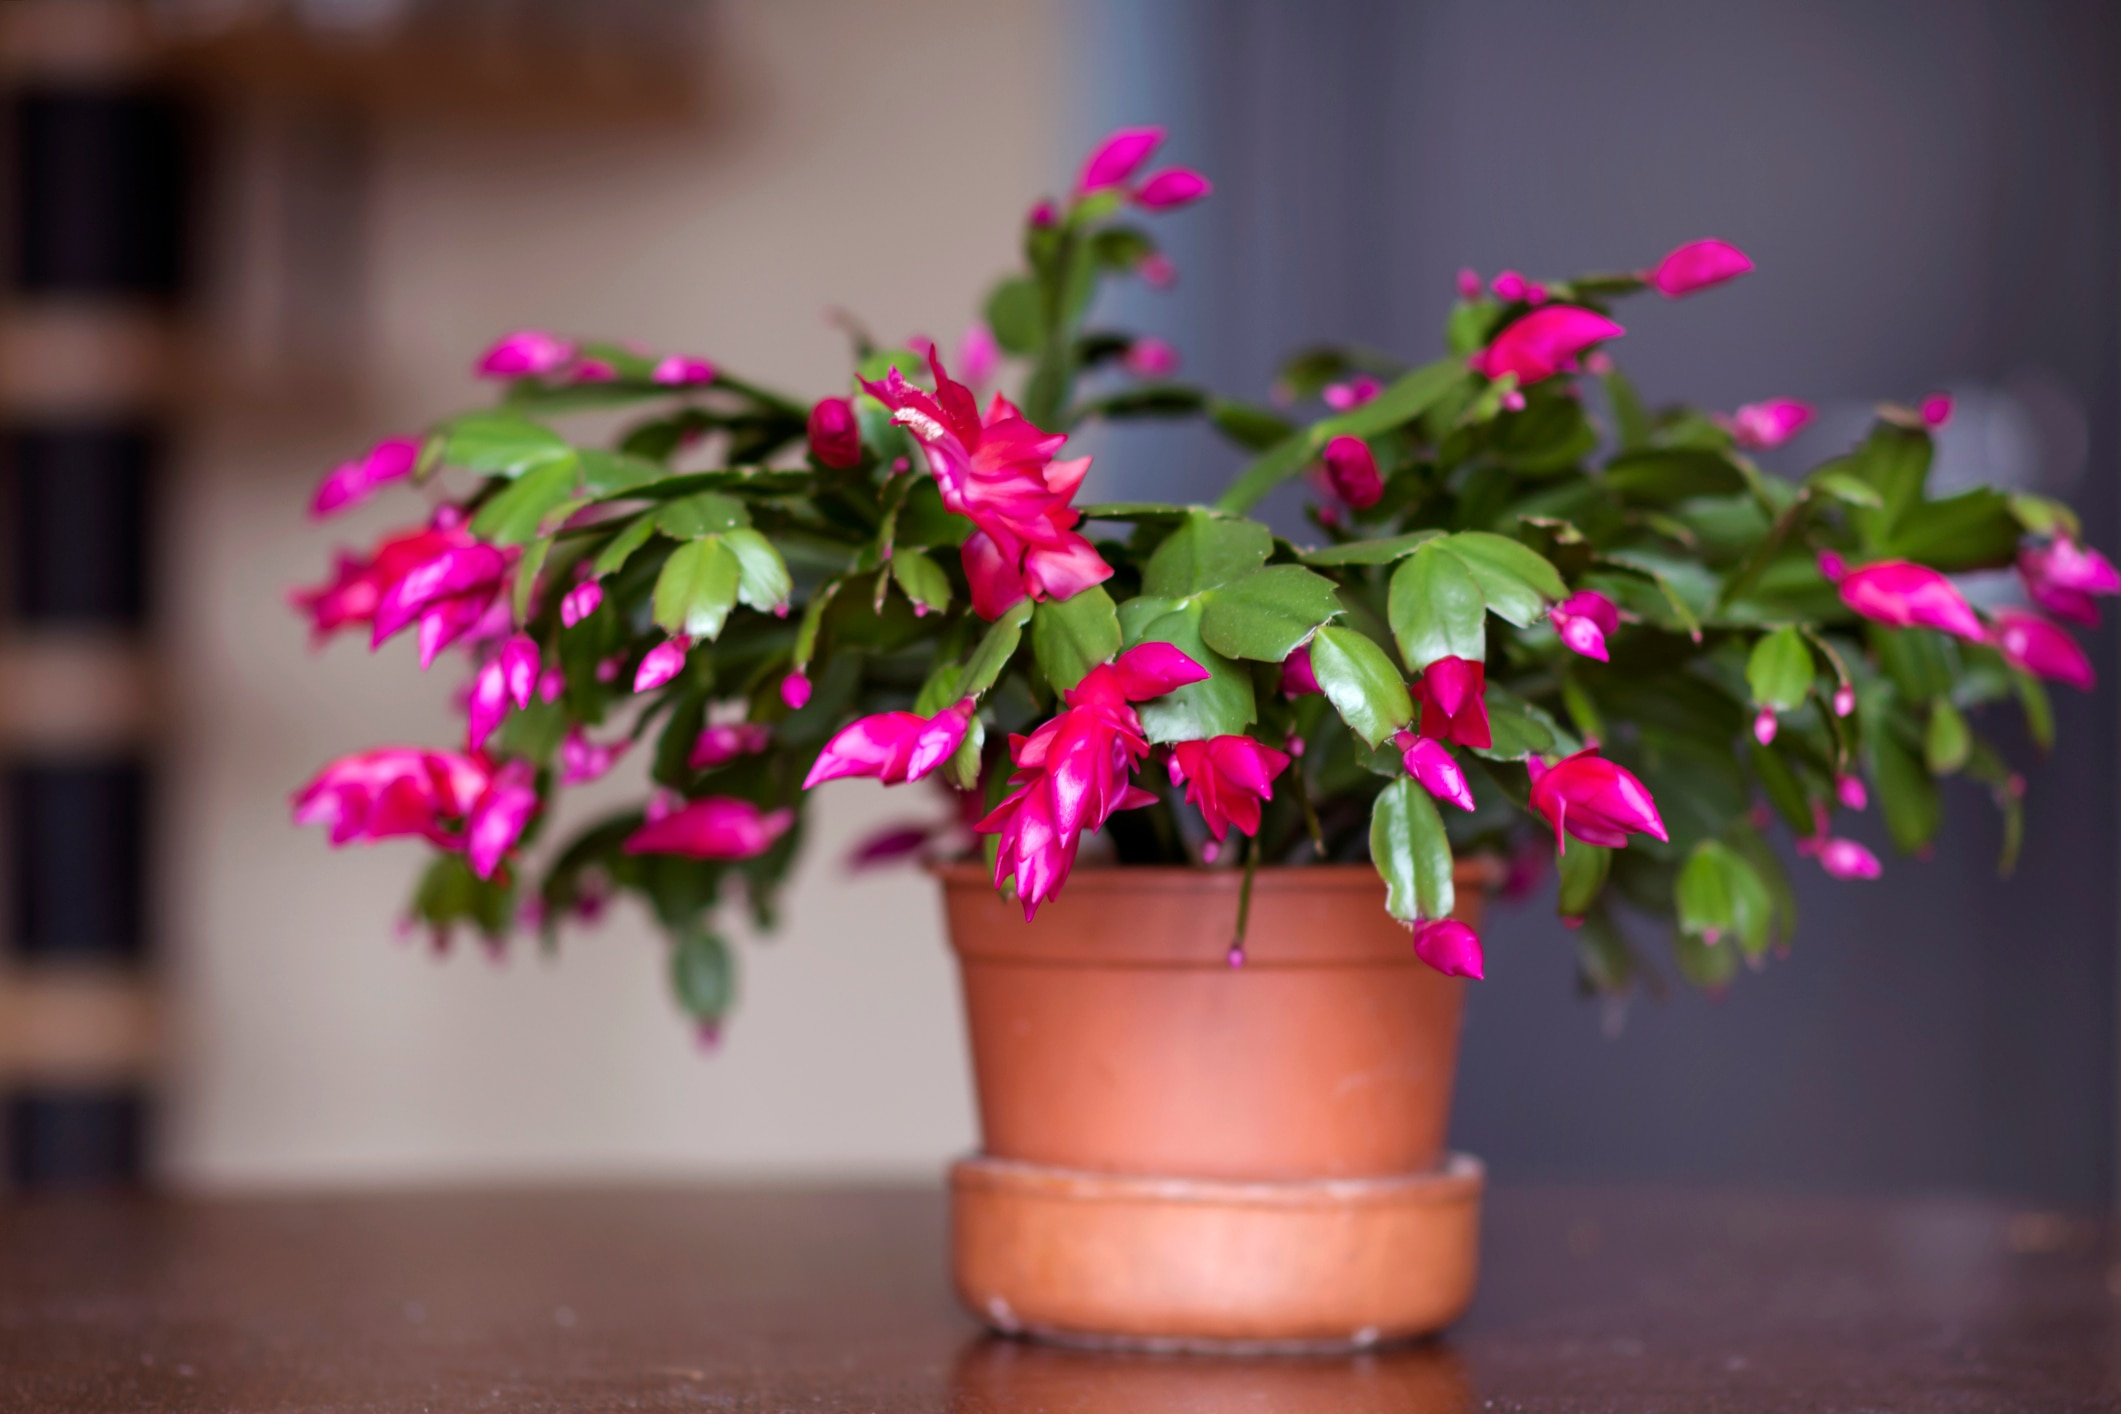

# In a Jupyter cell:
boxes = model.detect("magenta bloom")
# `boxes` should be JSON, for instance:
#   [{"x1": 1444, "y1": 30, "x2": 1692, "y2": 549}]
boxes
[
  {"x1": 1471, "y1": 306, "x2": 1625, "y2": 386},
  {"x1": 1280, "y1": 643, "x2": 1322, "y2": 697},
  {"x1": 1647, "y1": 239, "x2": 1753, "y2": 297},
  {"x1": 311, "y1": 435, "x2": 420, "y2": 520},
  {"x1": 690, "y1": 722, "x2": 773, "y2": 771},
  {"x1": 477, "y1": 330, "x2": 574, "y2": 378},
  {"x1": 1455, "y1": 267, "x2": 1483, "y2": 302},
  {"x1": 781, "y1": 671, "x2": 813, "y2": 710},
  {"x1": 807, "y1": 396, "x2": 863, "y2": 470},
  {"x1": 291, "y1": 521, "x2": 474, "y2": 645},
  {"x1": 1321, "y1": 435, "x2": 1384, "y2": 510},
  {"x1": 1726, "y1": 398, "x2": 1813, "y2": 450},
  {"x1": 1167, "y1": 735, "x2": 1291, "y2": 841},
  {"x1": 560, "y1": 578, "x2": 604, "y2": 628},
  {"x1": 623, "y1": 797, "x2": 794, "y2": 860},
  {"x1": 1322, "y1": 376, "x2": 1382, "y2": 411},
  {"x1": 1920, "y1": 393, "x2": 1954, "y2": 428},
  {"x1": 1395, "y1": 731, "x2": 1474, "y2": 812},
  {"x1": 1836, "y1": 560, "x2": 1986, "y2": 642},
  {"x1": 863, "y1": 350, "x2": 1112, "y2": 620},
  {"x1": 293, "y1": 747, "x2": 493, "y2": 850},
  {"x1": 958, "y1": 323, "x2": 1002, "y2": 389},
  {"x1": 976, "y1": 644, "x2": 1208, "y2": 919},
  {"x1": 1527, "y1": 748, "x2": 1668, "y2": 854},
  {"x1": 1121, "y1": 337, "x2": 1180, "y2": 378},
  {"x1": 1990, "y1": 610, "x2": 2094, "y2": 690},
  {"x1": 1753, "y1": 706, "x2": 1779, "y2": 747},
  {"x1": 1412, "y1": 919, "x2": 1484, "y2": 980},
  {"x1": 1550, "y1": 590, "x2": 1619, "y2": 662},
  {"x1": 1836, "y1": 773, "x2": 1868, "y2": 811},
  {"x1": 1139, "y1": 254, "x2": 1177, "y2": 289},
  {"x1": 634, "y1": 636, "x2": 691, "y2": 693},
  {"x1": 1077, "y1": 126, "x2": 1163, "y2": 194},
  {"x1": 1832, "y1": 682, "x2": 1856, "y2": 718},
  {"x1": 466, "y1": 658, "x2": 511, "y2": 753},
  {"x1": 1133, "y1": 168, "x2": 1212, "y2": 210},
  {"x1": 466, "y1": 760, "x2": 538, "y2": 880},
  {"x1": 370, "y1": 540, "x2": 510, "y2": 668},
  {"x1": 561, "y1": 726, "x2": 629, "y2": 784},
  {"x1": 652, "y1": 355, "x2": 716, "y2": 387},
  {"x1": 1816, "y1": 838, "x2": 1882, "y2": 880},
  {"x1": 2019, "y1": 537, "x2": 2121, "y2": 625},
  {"x1": 1414, "y1": 657, "x2": 1491, "y2": 749},
  {"x1": 802, "y1": 699, "x2": 975, "y2": 789}
]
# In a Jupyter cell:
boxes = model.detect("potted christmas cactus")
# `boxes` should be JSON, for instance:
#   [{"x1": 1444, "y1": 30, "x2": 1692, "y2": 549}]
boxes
[{"x1": 292, "y1": 126, "x2": 2108, "y2": 1348}]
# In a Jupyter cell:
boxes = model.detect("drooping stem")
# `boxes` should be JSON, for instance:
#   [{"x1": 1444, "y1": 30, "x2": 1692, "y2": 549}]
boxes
[{"x1": 1230, "y1": 834, "x2": 1258, "y2": 967}]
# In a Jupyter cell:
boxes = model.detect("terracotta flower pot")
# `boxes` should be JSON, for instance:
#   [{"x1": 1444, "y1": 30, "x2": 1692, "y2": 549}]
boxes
[{"x1": 938, "y1": 861, "x2": 1492, "y2": 1351}]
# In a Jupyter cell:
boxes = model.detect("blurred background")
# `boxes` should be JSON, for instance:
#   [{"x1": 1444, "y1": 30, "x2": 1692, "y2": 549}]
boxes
[{"x1": 0, "y1": 0, "x2": 2112, "y2": 1207}]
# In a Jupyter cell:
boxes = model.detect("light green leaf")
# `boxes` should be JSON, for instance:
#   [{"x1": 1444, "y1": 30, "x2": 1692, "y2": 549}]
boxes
[
  {"x1": 655, "y1": 491, "x2": 750, "y2": 539},
  {"x1": 1557, "y1": 843, "x2": 1611, "y2": 917},
  {"x1": 724, "y1": 528, "x2": 792, "y2": 614},
  {"x1": 1369, "y1": 778, "x2": 1455, "y2": 923},
  {"x1": 592, "y1": 515, "x2": 658, "y2": 578},
  {"x1": 579, "y1": 448, "x2": 667, "y2": 496},
  {"x1": 1130, "y1": 601, "x2": 1256, "y2": 742},
  {"x1": 888, "y1": 548, "x2": 952, "y2": 617},
  {"x1": 1871, "y1": 726, "x2": 1942, "y2": 853},
  {"x1": 1746, "y1": 627, "x2": 1814, "y2": 711},
  {"x1": 1810, "y1": 469, "x2": 1884, "y2": 508},
  {"x1": 1435, "y1": 532, "x2": 1564, "y2": 628},
  {"x1": 2013, "y1": 669, "x2": 2054, "y2": 752},
  {"x1": 1389, "y1": 545, "x2": 1486, "y2": 671},
  {"x1": 1308, "y1": 625, "x2": 1413, "y2": 748},
  {"x1": 513, "y1": 536, "x2": 554, "y2": 622},
  {"x1": 1032, "y1": 585, "x2": 1122, "y2": 690},
  {"x1": 984, "y1": 276, "x2": 1044, "y2": 356},
  {"x1": 470, "y1": 456, "x2": 580, "y2": 546},
  {"x1": 1198, "y1": 565, "x2": 1342, "y2": 661},
  {"x1": 440, "y1": 411, "x2": 574, "y2": 478},
  {"x1": 1142, "y1": 511, "x2": 1273, "y2": 596},
  {"x1": 1475, "y1": 684, "x2": 1563, "y2": 762},
  {"x1": 944, "y1": 715, "x2": 986, "y2": 791},
  {"x1": 1925, "y1": 699, "x2": 1970, "y2": 775},
  {"x1": 669, "y1": 928, "x2": 736, "y2": 1021},
  {"x1": 1300, "y1": 531, "x2": 1443, "y2": 566},
  {"x1": 958, "y1": 599, "x2": 1035, "y2": 700},
  {"x1": 653, "y1": 536, "x2": 741, "y2": 639}
]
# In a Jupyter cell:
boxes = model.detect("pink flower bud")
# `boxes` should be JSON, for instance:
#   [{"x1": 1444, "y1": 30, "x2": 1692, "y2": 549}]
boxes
[
  {"x1": 1412, "y1": 919, "x2": 1485, "y2": 980},
  {"x1": 1133, "y1": 168, "x2": 1212, "y2": 210},
  {"x1": 1500, "y1": 390, "x2": 1526, "y2": 412},
  {"x1": 1920, "y1": 392, "x2": 1954, "y2": 427},
  {"x1": 1280, "y1": 643, "x2": 1322, "y2": 697},
  {"x1": 1077, "y1": 126, "x2": 1163, "y2": 194},
  {"x1": 1121, "y1": 337, "x2": 1179, "y2": 378},
  {"x1": 1321, "y1": 434, "x2": 1383, "y2": 509},
  {"x1": 1753, "y1": 707, "x2": 1778, "y2": 746},
  {"x1": 1139, "y1": 254, "x2": 1177, "y2": 289},
  {"x1": 652, "y1": 355, "x2": 716, "y2": 387},
  {"x1": 1396, "y1": 731, "x2": 1475, "y2": 812},
  {"x1": 1817, "y1": 838, "x2": 1882, "y2": 880},
  {"x1": 560, "y1": 579, "x2": 603, "y2": 628},
  {"x1": 1838, "y1": 560, "x2": 1985, "y2": 642},
  {"x1": 807, "y1": 397, "x2": 862, "y2": 469},
  {"x1": 1027, "y1": 199, "x2": 1058, "y2": 228},
  {"x1": 1990, "y1": 610, "x2": 2094, "y2": 691},
  {"x1": 1833, "y1": 682, "x2": 1856, "y2": 718},
  {"x1": 1550, "y1": 591, "x2": 1619, "y2": 662},
  {"x1": 500, "y1": 634, "x2": 540, "y2": 710},
  {"x1": 957, "y1": 322, "x2": 1001, "y2": 388},
  {"x1": 569, "y1": 358, "x2": 618, "y2": 384},
  {"x1": 1456, "y1": 267, "x2": 1483, "y2": 301},
  {"x1": 477, "y1": 330, "x2": 574, "y2": 378},
  {"x1": 1472, "y1": 306, "x2": 1626, "y2": 385},
  {"x1": 634, "y1": 636, "x2": 691, "y2": 693},
  {"x1": 1647, "y1": 239, "x2": 1753, "y2": 297},
  {"x1": 1726, "y1": 398, "x2": 1814, "y2": 450},
  {"x1": 1836, "y1": 774, "x2": 1868, "y2": 811},
  {"x1": 1322, "y1": 376, "x2": 1382, "y2": 411},
  {"x1": 1489, "y1": 270, "x2": 1528, "y2": 302},
  {"x1": 466, "y1": 658, "x2": 510, "y2": 753},
  {"x1": 781, "y1": 671, "x2": 812, "y2": 710}
]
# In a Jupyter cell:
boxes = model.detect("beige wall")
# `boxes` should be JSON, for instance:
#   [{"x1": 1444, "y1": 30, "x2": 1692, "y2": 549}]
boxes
[{"x1": 163, "y1": 0, "x2": 1059, "y2": 1187}]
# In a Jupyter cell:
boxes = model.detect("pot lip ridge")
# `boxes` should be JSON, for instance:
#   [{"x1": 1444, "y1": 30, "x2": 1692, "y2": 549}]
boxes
[{"x1": 930, "y1": 858, "x2": 1504, "y2": 894}]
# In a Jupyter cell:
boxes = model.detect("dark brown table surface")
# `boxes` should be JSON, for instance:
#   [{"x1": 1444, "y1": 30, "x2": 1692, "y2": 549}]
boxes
[{"x1": 0, "y1": 1183, "x2": 2113, "y2": 1412}]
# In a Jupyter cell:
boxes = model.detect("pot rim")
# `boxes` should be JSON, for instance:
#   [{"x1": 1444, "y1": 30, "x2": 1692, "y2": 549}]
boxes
[{"x1": 929, "y1": 857, "x2": 1504, "y2": 892}]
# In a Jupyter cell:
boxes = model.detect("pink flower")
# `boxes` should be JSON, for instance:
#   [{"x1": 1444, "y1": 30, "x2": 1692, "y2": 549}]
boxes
[
  {"x1": 1027, "y1": 199, "x2": 1058, "y2": 228},
  {"x1": 466, "y1": 659, "x2": 511, "y2": 752},
  {"x1": 976, "y1": 644, "x2": 1208, "y2": 919},
  {"x1": 370, "y1": 541, "x2": 511, "y2": 669},
  {"x1": 1726, "y1": 398, "x2": 1813, "y2": 450},
  {"x1": 560, "y1": 579, "x2": 604, "y2": 627},
  {"x1": 2018, "y1": 537, "x2": 2120, "y2": 625},
  {"x1": 1836, "y1": 560, "x2": 1986, "y2": 642},
  {"x1": 1077, "y1": 127, "x2": 1164, "y2": 194},
  {"x1": 1412, "y1": 919, "x2": 1484, "y2": 979},
  {"x1": 499, "y1": 635, "x2": 539, "y2": 709},
  {"x1": 310, "y1": 435, "x2": 420, "y2": 519},
  {"x1": 292, "y1": 747, "x2": 493, "y2": 850},
  {"x1": 1837, "y1": 773, "x2": 1868, "y2": 811},
  {"x1": 803, "y1": 699, "x2": 975, "y2": 789},
  {"x1": 1167, "y1": 735, "x2": 1291, "y2": 841},
  {"x1": 560, "y1": 726, "x2": 629, "y2": 784},
  {"x1": 690, "y1": 722, "x2": 772, "y2": 770},
  {"x1": 1121, "y1": 337, "x2": 1179, "y2": 378},
  {"x1": 1322, "y1": 376, "x2": 1382, "y2": 411},
  {"x1": 863, "y1": 349, "x2": 1113, "y2": 620},
  {"x1": 781, "y1": 671, "x2": 813, "y2": 710},
  {"x1": 1647, "y1": 239, "x2": 1753, "y2": 297},
  {"x1": 1550, "y1": 590, "x2": 1619, "y2": 661},
  {"x1": 466, "y1": 760, "x2": 539, "y2": 879},
  {"x1": 1320, "y1": 435, "x2": 1383, "y2": 510},
  {"x1": 652, "y1": 355, "x2": 717, "y2": 387},
  {"x1": 1413, "y1": 657, "x2": 1491, "y2": 749},
  {"x1": 1395, "y1": 731, "x2": 1474, "y2": 811},
  {"x1": 623, "y1": 797, "x2": 794, "y2": 860},
  {"x1": 1752, "y1": 706, "x2": 1779, "y2": 746},
  {"x1": 1920, "y1": 393, "x2": 1953, "y2": 428},
  {"x1": 1527, "y1": 748, "x2": 1668, "y2": 854},
  {"x1": 477, "y1": 330, "x2": 574, "y2": 378},
  {"x1": 635, "y1": 636, "x2": 691, "y2": 693},
  {"x1": 1990, "y1": 610, "x2": 2094, "y2": 690},
  {"x1": 1489, "y1": 270, "x2": 1529, "y2": 302},
  {"x1": 569, "y1": 358, "x2": 618, "y2": 384},
  {"x1": 1139, "y1": 254, "x2": 1177, "y2": 289},
  {"x1": 958, "y1": 323, "x2": 1001, "y2": 389},
  {"x1": 1471, "y1": 306, "x2": 1626, "y2": 386},
  {"x1": 291, "y1": 521, "x2": 475, "y2": 644},
  {"x1": 1455, "y1": 267, "x2": 1483, "y2": 301},
  {"x1": 1280, "y1": 643, "x2": 1322, "y2": 697},
  {"x1": 807, "y1": 396, "x2": 863, "y2": 470},
  {"x1": 1816, "y1": 837, "x2": 1882, "y2": 880},
  {"x1": 1133, "y1": 168, "x2": 1211, "y2": 209}
]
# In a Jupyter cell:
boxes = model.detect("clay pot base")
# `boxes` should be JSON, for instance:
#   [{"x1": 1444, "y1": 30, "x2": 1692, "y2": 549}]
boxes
[{"x1": 950, "y1": 1152, "x2": 1484, "y2": 1353}]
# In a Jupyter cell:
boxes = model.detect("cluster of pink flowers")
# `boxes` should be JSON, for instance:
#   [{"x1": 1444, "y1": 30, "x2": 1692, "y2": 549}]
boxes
[
  {"x1": 291, "y1": 512, "x2": 512, "y2": 668},
  {"x1": 864, "y1": 350, "x2": 1112, "y2": 620},
  {"x1": 293, "y1": 748, "x2": 537, "y2": 882},
  {"x1": 1822, "y1": 551, "x2": 2102, "y2": 691},
  {"x1": 475, "y1": 330, "x2": 716, "y2": 389},
  {"x1": 1073, "y1": 127, "x2": 1212, "y2": 211}
]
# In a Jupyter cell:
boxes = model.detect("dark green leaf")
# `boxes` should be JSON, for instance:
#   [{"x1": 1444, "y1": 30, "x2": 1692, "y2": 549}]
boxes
[
  {"x1": 1141, "y1": 510, "x2": 1273, "y2": 596},
  {"x1": 655, "y1": 491, "x2": 750, "y2": 538},
  {"x1": 1883, "y1": 488, "x2": 2020, "y2": 571},
  {"x1": 592, "y1": 515, "x2": 658, "y2": 577},
  {"x1": 1475, "y1": 683, "x2": 1563, "y2": 762},
  {"x1": 1216, "y1": 359, "x2": 1467, "y2": 512},
  {"x1": 1129, "y1": 601, "x2": 1256, "y2": 741},
  {"x1": 1602, "y1": 448, "x2": 1748, "y2": 505},
  {"x1": 984, "y1": 277, "x2": 1044, "y2": 356},
  {"x1": 470, "y1": 457, "x2": 580, "y2": 546},
  {"x1": 1208, "y1": 399, "x2": 1297, "y2": 451},
  {"x1": 724, "y1": 529, "x2": 792, "y2": 613},
  {"x1": 1871, "y1": 726, "x2": 1942, "y2": 853},
  {"x1": 1925, "y1": 699, "x2": 1970, "y2": 775},
  {"x1": 1389, "y1": 545, "x2": 1486, "y2": 670},
  {"x1": 888, "y1": 548, "x2": 952, "y2": 616},
  {"x1": 1198, "y1": 565, "x2": 1342, "y2": 661},
  {"x1": 1749, "y1": 740, "x2": 1813, "y2": 834},
  {"x1": 669, "y1": 928, "x2": 736, "y2": 1022},
  {"x1": 1557, "y1": 843, "x2": 1611, "y2": 917},
  {"x1": 958, "y1": 598, "x2": 1036, "y2": 699},
  {"x1": 579, "y1": 448, "x2": 667, "y2": 496},
  {"x1": 2013, "y1": 669, "x2": 2054, "y2": 751},
  {"x1": 1809, "y1": 469, "x2": 1884, "y2": 508},
  {"x1": 1746, "y1": 627, "x2": 1814, "y2": 711},
  {"x1": 1032, "y1": 585, "x2": 1122, "y2": 690},
  {"x1": 1308, "y1": 624, "x2": 1414, "y2": 748},
  {"x1": 1300, "y1": 531, "x2": 1443, "y2": 566},
  {"x1": 1435, "y1": 531, "x2": 1565, "y2": 627},
  {"x1": 1369, "y1": 777, "x2": 1455, "y2": 923}
]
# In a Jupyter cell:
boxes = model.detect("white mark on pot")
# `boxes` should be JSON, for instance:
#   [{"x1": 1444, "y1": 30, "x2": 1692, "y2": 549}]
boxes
[
  {"x1": 1352, "y1": 1325, "x2": 1381, "y2": 1347},
  {"x1": 553, "y1": 1305, "x2": 577, "y2": 1328},
  {"x1": 986, "y1": 1296, "x2": 1021, "y2": 1332}
]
